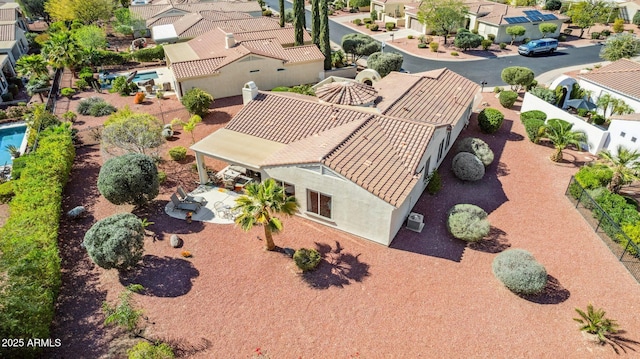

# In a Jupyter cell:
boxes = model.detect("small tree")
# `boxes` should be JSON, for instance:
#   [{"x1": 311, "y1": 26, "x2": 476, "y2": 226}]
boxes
[
  {"x1": 501, "y1": 66, "x2": 534, "y2": 91},
  {"x1": 97, "y1": 153, "x2": 160, "y2": 206},
  {"x1": 539, "y1": 23, "x2": 558, "y2": 38},
  {"x1": 366, "y1": 52, "x2": 403, "y2": 77},
  {"x1": 341, "y1": 33, "x2": 381, "y2": 62},
  {"x1": 417, "y1": 0, "x2": 468, "y2": 45},
  {"x1": 598, "y1": 145, "x2": 640, "y2": 194},
  {"x1": 84, "y1": 214, "x2": 145, "y2": 271},
  {"x1": 613, "y1": 18, "x2": 625, "y2": 33},
  {"x1": 181, "y1": 88, "x2": 213, "y2": 116},
  {"x1": 498, "y1": 90, "x2": 518, "y2": 109},
  {"x1": 506, "y1": 25, "x2": 526, "y2": 45},
  {"x1": 543, "y1": 119, "x2": 588, "y2": 162},
  {"x1": 454, "y1": 29, "x2": 483, "y2": 50},
  {"x1": 102, "y1": 107, "x2": 164, "y2": 155},
  {"x1": 574, "y1": 304, "x2": 620, "y2": 344},
  {"x1": 599, "y1": 33, "x2": 640, "y2": 61},
  {"x1": 171, "y1": 115, "x2": 203, "y2": 143}
]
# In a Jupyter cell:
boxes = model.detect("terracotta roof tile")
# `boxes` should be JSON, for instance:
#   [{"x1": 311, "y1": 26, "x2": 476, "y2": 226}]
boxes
[
  {"x1": 0, "y1": 8, "x2": 16, "y2": 22},
  {"x1": 0, "y1": 23, "x2": 14, "y2": 41},
  {"x1": 171, "y1": 57, "x2": 225, "y2": 78},
  {"x1": 579, "y1": 59, "x2": 640, "y2": 101},
  {"x1": 316, "y1": 81, "x2": 378, "y2": 106}
]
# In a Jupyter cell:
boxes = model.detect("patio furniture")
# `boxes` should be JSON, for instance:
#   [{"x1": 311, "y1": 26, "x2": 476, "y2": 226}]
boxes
[
  {"x1": 170, "y1": 193, "x2": 201, "y2": 212},
  {"x1": 177, "y1": 186, "x2": 207, "y2": 205},
  {"x1": 162, "y1": 82, "x2": 172, "y2": 91},
  {"x1": 214, "y1": 201, "x2": 232, "y2": 219}
]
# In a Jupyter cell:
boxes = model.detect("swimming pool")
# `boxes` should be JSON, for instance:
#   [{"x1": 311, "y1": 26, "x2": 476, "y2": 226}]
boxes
[
  {"x1": 0, "y1": 123, "x2": 27, "y2": 166},
  {"x1": 132, "y1": 71, "x2": 159, "y2": 83}
]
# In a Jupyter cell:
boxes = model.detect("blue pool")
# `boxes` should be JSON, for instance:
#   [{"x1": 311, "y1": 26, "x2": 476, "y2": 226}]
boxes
[
  {"x1": 132, "y1": 71, "x2": 159, "y2": 83},
  {"x1": 0, "y1": 124, "x2": 27, "y2": 166}
]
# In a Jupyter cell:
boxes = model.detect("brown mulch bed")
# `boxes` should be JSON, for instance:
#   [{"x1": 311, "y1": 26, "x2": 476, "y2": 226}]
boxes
[{"x1": 41, "y1": 90, "x2": 640, "y2": 358}]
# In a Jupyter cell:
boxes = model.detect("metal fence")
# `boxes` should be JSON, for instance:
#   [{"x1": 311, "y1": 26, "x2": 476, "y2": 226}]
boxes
[
  {"x1": 565, "y1": 176, "x2": 640, "y2": 283},
  {"x1": 45, "y1": 68, "x2": 62, "y2": 113}
]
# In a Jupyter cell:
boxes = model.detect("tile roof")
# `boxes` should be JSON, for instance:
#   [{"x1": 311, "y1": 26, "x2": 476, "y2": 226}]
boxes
[
  {"x1": 132, "y1": 1, "x2": 260, "y2": 20},
  {"x1": 579, "y1": 59, "x2": 640, "y2": 101},
  {"x1": 0, "y1": 23, "x2": 14, "y2": 41},
  {"x1": 610, "y1": 113, "x2": 640, "y2": 122},
  {"x1": 171, "y1": 57, "x2": 225, "y2": 78},
  {"x1": 464, "y1": 1, "x2": 568, "y2": 25},
  {"x1": 0, "y1": 8, "x2": 16, "y2": 21},
  {"x1": 130, "y1": 4, "x2": 175, "y2": 20},
  {"x1": 376, "y1": 68, "x2": 480, "y2": 124},
  {"x1": 316, "y1": 81, "x2": 379, "y2": 106},
  {"x1": 216, "y1": 69, "x2": 478, "y2": 205},
  {"x1": 147, "y1": 15, "x2": 182, "y2": 27}
]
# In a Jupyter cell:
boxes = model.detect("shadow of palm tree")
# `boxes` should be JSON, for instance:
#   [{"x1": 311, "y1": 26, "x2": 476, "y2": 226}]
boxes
[
  {"x1": 519, "y1": 275, "x2": 570, "y2": 304},
  {"x1": 119, "y1": 255, "x2": 200, "y2": 297},
  {"x1": 157, "y1": 337, "x2": 212, "y2": 357},
  {"x1": 469, "y1": 226, "x2": 511, "y2": 253},
  {"x1": 605, "y1": 331, "x2": 640, "y2": 355},
  {"x1": 300, "y1": 241, "x2": 370, "y2": 290},
  {"x1": 496, "y1": 161, "x2": 510, "y2": 177}
]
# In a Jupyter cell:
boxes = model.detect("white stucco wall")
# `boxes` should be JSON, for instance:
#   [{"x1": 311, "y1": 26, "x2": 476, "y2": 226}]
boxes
[
  {"x1": 177, "y1": 56, "x2": 323, "y2": 99},
  {"x1": 521, "y1": 92, "x2": 609, "y2": 154},
  {"x1": 263, "y1": 165, "x2": 396, "y2": 245},
  {"x1": 607, "y1": 120, "x2": 640, "y2": 155},
  {"x1": 578, "y1": 79, "x2": 640, "y2": 116},
  {"x1": 492, "y1": 21, "x2": 563, "y2": 44}
]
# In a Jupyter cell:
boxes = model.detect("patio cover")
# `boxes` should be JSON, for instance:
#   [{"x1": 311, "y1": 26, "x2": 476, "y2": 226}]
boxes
[
  {"x1": 190, "y1": 129, "x2": 286, "y2": 170},
  {"x1": 163, "y1": 42, "x2": 199, "y2": 62}
]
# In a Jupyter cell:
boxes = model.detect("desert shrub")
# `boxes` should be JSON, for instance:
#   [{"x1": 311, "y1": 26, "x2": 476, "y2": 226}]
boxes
[
  {"x1": 110, "y1": 76, "x2": 138, "y2": 96},
  {"x1": 62, "y1": 111, "x2": 77, "y2": 123},
  {"x1": 426, "y1": 170, "x2": 442, "y2": 195},
  {"x1": 169, "y1": 146, "x2": 187, "y2": 161},
  {"x1": 577, "y1": 108, "x2": 589, "y2": 117},
  {"x1": 499, "y1": 42, "x2": 507, "y2": 49},
  {"x1": 574, "y1": 304, "x2": 619, "y2": 344},
  {"x1": 88, "y1": 101, "x2": 117, "y2": 117},
  {"x1": 262, "y1": 9, "x2": 272, "y2": 16},
  {"x1": 456, "y1": 137, "x2": 494, "y2": 166},
  {"x1": 452, "y1": 152, "x2": 485, "y2": 181},
  {"x1": 488, "y1": 33, "x2": 496, "y2": 41},
  {"x1": 501, "y1": 66, "x2": 534, "y2": 91},
  {"x1": 429, "y1": 42, "x2": 439, "y2": 52},
  {"x1": 293, "y1": 248, "x2": 322, "y2": 271},
  {"x1": 498, "y1": 90, "x2": 518, "y2": 109},
  {"x1": 83, "y1": 213, "x2": 145, "y2": 271},
  {"x1": 613, "y1": 18, "x2": 625, "y2": 33},
  {"x1": 158, "y1": 170, "x2": 167, "y2": 184},
  {"x1": 477, "y1": 108, "x2": 504, "y2": 134},
  {"x1": 102, "y1": 107, "x2": 164, "y2": 154},
  {"x1": 492, "y1": 249, "x2": 548, "y2": 295},
  {"x1": 592, "y1": 114, "x2": 606, "y2": 125},
  {"x1": 385, "y1": 22, "x2": 394, "y2": 31},
  {"x1": 0, "y1": 180, "x2": 14, "y2": 203},
  {"x1": 522, "y1": 118, "x2": 545, "y2": 143},
  {"x1": 418, "y1": 42, "x2": 427, "y2": 48},
  {"x1": 75, "y1": 78, "x2": 88, "y2": 90},
  {"x1": 454, "y1": 29, "x2": 483, "y2": 50},
  {"x1": 353, "y1": 18, "x2": 362, "y2": 25},
  {"x1": 447, "y1": 204, "x2": 490, "y2": 242},
  {"x1": 529, "y1": 87, "x2": 557, "y2": 104},
  {"x1": 634, "y1": 11, "x2": 640, "y2": 26},
  {"x1": 407, "y1": 34, "x2": 414, "y2": 39},
  {"x1": 78, "y1": 97, "x2": 105, "y2": 115},
  {"x1": 451, "y1": 51, "x2": 459, "y2": 56},
  {"x1": 366, "y1": 51, "x2": 403, "y2": 77},
  {"x1": 128, "y1": 341, "x2": 175, "y2": 359},
  {"x1": 97, "y1": 153, "x2": 159, "y2": 206},
  {"x1": 481, "y1": 39, "x2": 493, "y2": 50},
  {"x1": 494, "y1": 86, "x2": 502, "y2": 93},
  {"x1": 591, "y1": 32, "x2": 600, "y2": 39},
  {"x1": 134, "y1": 92, "x2": 145, "y2": 104},
  {"x1": 0, "y1": 125, "x2": 74, "y2": 353},
  {"x1": 370, "y1": 24, "x2": 379, "y2": 31},
  {"x1": 520, "y1": 110, "x2": 547, "y2": 122},
  {"x1": 0, "y1": 109, "x2": 6, "y2": 119},
  {"x1": 363, "y1": 17, "x2": 372, "y2": 24},
  {"x1": 181, "y1": 88, "x2": 213, "y2": 116},
  {"x1": 61, "y1": 87, "x2": 75, "y2": 98}
]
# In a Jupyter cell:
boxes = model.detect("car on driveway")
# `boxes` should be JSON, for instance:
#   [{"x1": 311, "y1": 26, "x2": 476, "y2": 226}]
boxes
[{"x1": 518, "y1": 38, "x2": 558, "y2": 56}]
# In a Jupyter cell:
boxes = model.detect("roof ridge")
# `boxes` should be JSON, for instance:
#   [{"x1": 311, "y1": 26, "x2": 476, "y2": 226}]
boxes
[
  {"x1": 320, "y1": 115, "x2": 376, "y2": 161},
  {"x1": 379, "y1": 68, "x2": 449, "y2": 114}
]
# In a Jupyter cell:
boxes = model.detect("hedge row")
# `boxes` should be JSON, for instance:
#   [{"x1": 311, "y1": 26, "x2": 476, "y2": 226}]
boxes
[{"x1": 0, "y1": 124, "x2": 75, "y2": 357}]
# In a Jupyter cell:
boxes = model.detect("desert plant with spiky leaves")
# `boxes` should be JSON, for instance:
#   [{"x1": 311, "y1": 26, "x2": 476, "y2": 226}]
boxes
[{"x1": 574, "y1": 304, "x2": 619, "y2": 344}]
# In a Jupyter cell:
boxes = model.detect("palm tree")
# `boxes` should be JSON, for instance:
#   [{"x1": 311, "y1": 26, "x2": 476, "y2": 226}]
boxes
[
  {"x1": 41, "y1": 31, "x2": 81, "y2": 71},
  {"x1": 279, "y1": 0, "x2": 285, "y2": 27},
  {"x1": 233, "y1": 178, "x2": 299, "y2": 251},
  {"x1": 596, "y1": 93, "x2": 613, "y2": 117},
  {"x1": 15, "y1": 54, "x2": 49, "y2": 79},
  {"x1": 543, "y1": 119, "x2": 588, "y2": 162},
  {"x1": 598, "y1": 145, "x2": 640, "y2": 193},
  {"x1": 611, "y1": 98, "x2": 634, "y2": 116}
]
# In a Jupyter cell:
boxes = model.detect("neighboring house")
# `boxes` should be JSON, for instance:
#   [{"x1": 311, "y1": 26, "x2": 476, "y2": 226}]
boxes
[
  {"x1": 164, "y1": 25, "x2": 325, "y2": 99},
  {"x1": 190, "y1": 68, "x2": 479, "y2": 245},
  {"x1": 130, "y1": 0, "x2": 262, "y2": 39},
  {"x1": 0, "y1": 1, "x2": 28, "y2": 66},
  {"x1": 578, "y1": 59, "x2": 640, "y2": 115},
  {"x1": 371, "y1": 0, "x2": 414, "y2": 24},
  {"x1": 0, "y1": 54, "x2": 13, "y2": 98},
  {"x1": 404, "y1": 0, "x2": 566, "y2": 43},
  {"x1": 618, "y1": 0, "x2": 640, "y2": 23},
  {"x1": 152, "y1": 14, "x2": 279, "y2": 43}
]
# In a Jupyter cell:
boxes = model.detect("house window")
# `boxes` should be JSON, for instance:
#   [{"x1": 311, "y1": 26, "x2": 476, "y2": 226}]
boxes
[
  {"x1": 437, "y1": 139, "x2": 445, "y2": 161},
  {"x1": 307, "y1": 190, "x2": 332, "y2": 218},
  {"x1": 422, "y1": 156, "x2": 431, "y2": 184},
  {"x1": 633, "y1": 137, "x2": 637, "y2": 143},
  {"x1": 445, "y1": 128, "x2": 452, "y2": 148},
  {"x1": 272, "y1": 178, "x2": 295, "y2": 197},
  {"x1": 277, "y1": 68, "x2": 285, "y2": 71},
  {"x1": 249, "y1": 70, "x2": 260, "y2": 73},
  {"x1": 621, "y1": 132, "x2": 626, "y2": 137}
]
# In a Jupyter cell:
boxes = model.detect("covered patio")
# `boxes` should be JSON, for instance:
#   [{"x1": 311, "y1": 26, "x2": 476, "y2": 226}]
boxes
[{"x1": 164, "y1": 185, "x2": 241, "y2": 224}]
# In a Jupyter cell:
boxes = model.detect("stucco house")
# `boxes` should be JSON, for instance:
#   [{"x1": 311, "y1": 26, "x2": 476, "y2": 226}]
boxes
[
  {"x1": 404, "y1": 0, "x2": 566, "y2": 43},
  {"x1": 618, "y1": 0, "x2": 640, "y2": 22},
  {"x1": 371, "y1": 0, "x2": 414, "y2": 25},
  {"x1": 578, "y1": 59, "x2": 640, "y2": 114},
  {"x1": 190, "y1": 68, "x2": 480, "y2": 245},
  {"x1": 164, "y1": 25, "x2": 325, "y2": 99},
  {"x1": 152, "y1": 15, "x2": 280, "y2": 43},
  {"x1": 0, "y1": 1, "x2": 28, "y2": 66}
]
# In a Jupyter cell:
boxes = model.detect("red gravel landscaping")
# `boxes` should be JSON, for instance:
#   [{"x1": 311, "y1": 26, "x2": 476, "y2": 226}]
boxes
[{"x1": 42, "y1": 89, "x2": 640, "y2": 358}]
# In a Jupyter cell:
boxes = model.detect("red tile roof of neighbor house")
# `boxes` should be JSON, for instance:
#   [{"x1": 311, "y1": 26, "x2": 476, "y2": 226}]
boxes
[
  {"x1": 171, "y1": 13, "x2": 277, "y2": 38},
  {"x1": 169, "y1": 26, "x2": 322, "y2": 79},
  {"x1": 316, "y1": 81, "x2": 379, "y2": 106},
  {"x1": 579, "y1": 59, "x2": 640, "y2": 102},
  {"x1": 220, "y1": 68, "x2": 477, "y2": 206},
  {"x1": 131, "y1": 1, "x2": 261, "y2": 20},
  {"x1": 0, "y1": 23, "x2": 15, "y2": 41}
]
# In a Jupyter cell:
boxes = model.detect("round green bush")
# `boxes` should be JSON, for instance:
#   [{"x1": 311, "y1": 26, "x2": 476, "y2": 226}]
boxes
[
  {"x1": 477, "y1": 108, "x2": 504, "y2": 134},
  {"x1": 456, "y1": 137, "x2": 494, "y2": 166},
  {"x1": 520, "y1": 110, "x2": 547, "y2": 122},
  {"x1": 370, "y1": 24, "x2": 379, "y2": 31},
  {"x1": 98, "y1": 153, "x2": 159, "y2": 206},
  {"x1": 418, "y1": 42, "x2": 427, "y2": 48},
  {"x1": 498, "y1": 90, "x2": 518, "y2": 109},
  {"x1": 181, "y1": 88, "x2": 214, "y2": 116},
  {"x1": 168, "y1": 146, "x2": 187, "y2": 161},
  {"x1": 83, "y1": 213, "x2": 145, "y2": 271},
  {"x1": 492, "y1": 249, "x2": 548, "y2": 295},
  {"x1": 75, "y1": 78, "x2": 88, "y2": 90},
  {"x1": 452, "y1": 152, "x2": 485, "y2": 181},
  {"x1": 293, "y1": 248, "x2": 322, "y2": 272},
  {"x1": 522, "y1": 118, "x2": 545, "y2": 143},
  {"x1": 592, "y1": 114, "x2": 606, "y2": 125},
  {"x1": 447, "y1": 204, "x2": 490, "y2": 242},
  {"x1": 128, "y1": 341, "x2": 175, "y2": 359},
  {"x1": 499, "y1": 42, "x2": 507, "y2": 49}
]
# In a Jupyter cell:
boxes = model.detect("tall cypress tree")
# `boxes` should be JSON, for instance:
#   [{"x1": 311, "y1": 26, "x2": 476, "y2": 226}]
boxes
[
  {"x1": 279, "y1": 0, "x2": 285, "y2": 27},
  {"x1": 319, "y1": 0, "x2": 331, "y2": 70},
  {"x1": 294, "y1": 0, "x2": 305, "y2": 46},
  {"x1": 311, "y1": 0, "x2": 320, "y2": 45}
]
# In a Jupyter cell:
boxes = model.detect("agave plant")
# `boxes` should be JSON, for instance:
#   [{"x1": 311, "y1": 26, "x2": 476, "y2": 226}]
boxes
[
  {"x1": 5, "y1": 144, "x2": 20, "y2": 158},
  {"x1": 574, "y1": 304, "x2": 619, "y2": 344}
]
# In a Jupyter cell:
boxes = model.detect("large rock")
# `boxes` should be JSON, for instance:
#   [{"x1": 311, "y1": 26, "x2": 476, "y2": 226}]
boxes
[
  {"x1": 67, "y1": 206, "x2": 86, "y2": 219},
  {"x1": 170, "y1": 234, "x2": 182, "y2": 248}
]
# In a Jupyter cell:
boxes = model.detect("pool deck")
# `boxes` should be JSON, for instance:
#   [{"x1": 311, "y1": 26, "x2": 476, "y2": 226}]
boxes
[{"x1": 116, "y1": 67, "x2": 177, "y2": 96}]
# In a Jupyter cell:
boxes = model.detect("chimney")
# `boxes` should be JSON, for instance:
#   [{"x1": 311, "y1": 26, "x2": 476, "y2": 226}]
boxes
[
  {"x1": 225, "y1": 33, "x2": 235, "y2": 49},
  {"x1": 242, "y1": 81, "x2": 258, "y2": 105}
]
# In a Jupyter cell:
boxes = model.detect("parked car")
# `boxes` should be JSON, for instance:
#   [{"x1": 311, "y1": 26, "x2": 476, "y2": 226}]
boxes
[{"x1": 518, "y1": 38, "x2": 558, "y2": 56}]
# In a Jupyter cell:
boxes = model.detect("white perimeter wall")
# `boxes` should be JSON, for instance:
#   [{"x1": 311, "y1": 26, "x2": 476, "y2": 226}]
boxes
[{"x1": 578, "y1": 79, "x2": 640, "y2": 116}]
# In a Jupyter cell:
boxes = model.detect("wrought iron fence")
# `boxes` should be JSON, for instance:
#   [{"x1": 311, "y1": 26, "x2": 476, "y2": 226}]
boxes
[
  {"x1": 45, "y1": 68, "x2": 62, "y2": 113},
  {"x1": 565, "y1": 176, "x2": 640, "y2": 283}
]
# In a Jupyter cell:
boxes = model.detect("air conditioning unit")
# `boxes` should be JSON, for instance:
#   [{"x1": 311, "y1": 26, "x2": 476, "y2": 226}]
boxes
[{"x1": 406, "y1": 212, "x2": 424, "y2": 233}]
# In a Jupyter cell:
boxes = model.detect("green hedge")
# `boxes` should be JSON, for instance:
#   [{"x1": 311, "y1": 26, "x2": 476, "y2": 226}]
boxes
[
  {"x1": 0, "y1": 124, "x2": 75, "y2": 357},
  {"x1": 520, "y1": 110, "x2": 547, "y2": 122},
  {"x1": 522, "y1": 118, "x2": 545, "y2": 143},
  {"x1": 131, "y1": 45, "x2": 164, "y2": 62}
]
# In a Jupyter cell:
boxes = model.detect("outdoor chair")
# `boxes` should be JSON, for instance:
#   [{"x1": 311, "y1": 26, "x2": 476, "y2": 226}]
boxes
[
  {"x1": 170, "y1": 193, "x2": 201, "y2": 212},
  {"x1": 177, "y1": 186, "x2": 207, "y2": 205},
  {"x1": 214, "y1": 201, "x2": 232, "y2": 219}
]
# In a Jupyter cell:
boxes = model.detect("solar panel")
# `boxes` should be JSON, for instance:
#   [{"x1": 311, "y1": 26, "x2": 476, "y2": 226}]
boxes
[
  {"x1": 523, "y1": 10, "x2": 542, "y2": 16},
  {"x1": 541, "y1": 14, "x2": 558, "y2": 20}
]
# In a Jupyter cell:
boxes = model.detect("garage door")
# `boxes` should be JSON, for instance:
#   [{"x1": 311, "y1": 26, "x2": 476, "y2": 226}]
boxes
[{"x1": 410, "y1": 18, "x2": 423, "y2": 32}]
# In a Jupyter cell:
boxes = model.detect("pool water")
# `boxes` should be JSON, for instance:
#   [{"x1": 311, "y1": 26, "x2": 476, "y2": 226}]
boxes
[
  {"x1": 132, "y1": 71, "x2": 159, "y2": 83},
  {"x1": 0, "y1": 124, "x2": 27, "y2": 165}
]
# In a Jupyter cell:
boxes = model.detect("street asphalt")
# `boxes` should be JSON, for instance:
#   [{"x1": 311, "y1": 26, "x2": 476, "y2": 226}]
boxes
[{"x1": 264, "y1": 0, "x2": 604, "y2": 86}]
